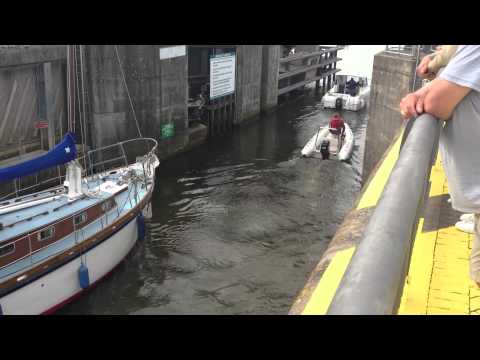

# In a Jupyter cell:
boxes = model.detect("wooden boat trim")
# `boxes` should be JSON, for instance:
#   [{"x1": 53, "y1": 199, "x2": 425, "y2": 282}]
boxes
[{"x1": 0, "y1": 187, "x2": 152, "y2": 297}]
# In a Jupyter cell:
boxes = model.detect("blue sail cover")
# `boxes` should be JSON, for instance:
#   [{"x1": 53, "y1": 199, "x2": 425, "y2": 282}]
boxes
[{"x1": 0, "y1": 132, "x2": 77, "y2": 183}]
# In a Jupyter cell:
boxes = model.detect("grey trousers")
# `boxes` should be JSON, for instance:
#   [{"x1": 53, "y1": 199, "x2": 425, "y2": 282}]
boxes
[{"x1": 470, "y1": 214, "x2": 480, "y2": 283}]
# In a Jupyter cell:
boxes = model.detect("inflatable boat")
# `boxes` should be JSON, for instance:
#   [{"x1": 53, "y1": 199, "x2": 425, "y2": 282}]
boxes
[{"x1": 301, "y1": 122, "x2": 354, "y2": 161}]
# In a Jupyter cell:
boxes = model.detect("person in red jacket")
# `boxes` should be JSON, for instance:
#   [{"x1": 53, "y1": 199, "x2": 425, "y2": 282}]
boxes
[{"x1": 329, "y1": 113, "x2": 345, "y2": 135}]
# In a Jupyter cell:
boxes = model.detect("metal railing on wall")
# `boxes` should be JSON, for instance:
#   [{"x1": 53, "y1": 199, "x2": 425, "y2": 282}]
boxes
[
  {"x1": 385, "y1": 45, "x2": 436, "y2": 91},
  {"x1": 385, "y1": 45, "x2": 436, "y2": 56},
  {"x1": 326, "y1": 113, "x2": 442, "y2": 314}
]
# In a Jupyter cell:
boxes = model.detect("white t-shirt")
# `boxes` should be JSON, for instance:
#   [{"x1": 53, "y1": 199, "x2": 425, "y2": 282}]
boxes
[{"x1": 438, "y1": 45, "x2": 480, "y2": 213}]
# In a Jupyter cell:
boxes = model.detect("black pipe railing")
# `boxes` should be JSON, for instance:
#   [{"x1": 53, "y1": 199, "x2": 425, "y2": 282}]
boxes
[{"x1": 327, "y1": 113, "x2": 442, "y2": 314}]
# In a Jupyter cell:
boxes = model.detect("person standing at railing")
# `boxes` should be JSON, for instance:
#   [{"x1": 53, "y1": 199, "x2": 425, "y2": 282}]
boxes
[
  {"x1": 415, "y1": 45, "x2": 475, "y2": 234},
  {"x1": 399, "y1": 45, "x2": 480, "y2": 287}
]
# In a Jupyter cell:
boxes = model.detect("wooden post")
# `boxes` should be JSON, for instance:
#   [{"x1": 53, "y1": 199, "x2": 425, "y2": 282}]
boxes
[
  {"x1": 225, "y1": 96, "x2": 230, "y2": 132},
  {"x1": 224, "y1": 97, "x2": 228, "y2": 132},
  {"x1": 230, "y1": 95, "x2": 235, "y2": 131},
  {"x1": 219, "y1": 98, "x2": 224, "y2": 134},
  {"x1": 211, "y1": 102, "x2": 216, "y2": 137},
  {"x1": 214, "y1": 100, "x2": 221, "y2": 136},
  {"x1": 228, "y1": 94, "x2": 233, "y2": 131},
  {"x1": 333, "y1": 50, "x2": 337, "y2": 83},
  {"x1": 218, "y1": 101, "x2": 222, "y2": 135},
  {"x1": 217, "y1": 100, "x2": 221, "y2": 135},
  {"x1": 208, "y1": 106, "x2": 212, "y2": 138}
]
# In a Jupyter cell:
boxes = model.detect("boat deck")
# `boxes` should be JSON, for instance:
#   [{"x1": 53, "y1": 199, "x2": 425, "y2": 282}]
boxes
[
  {"x1": 293, "y1": 131, "x2": 480, "y2": 315},
  {"x1": 0, "y1": 174, "x2": 121, "y2": 243}
]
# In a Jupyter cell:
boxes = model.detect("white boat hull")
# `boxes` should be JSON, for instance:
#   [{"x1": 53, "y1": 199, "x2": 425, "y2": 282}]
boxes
[
  {"x1": 321, "y1": 86, "x2": 370, "y2": 111},
  {"x1": 301, "y1": 123, "x2": 354, "y2": 161},
  {"x1": 0, "y1": 214, "x2": 139, "y2": 315}
]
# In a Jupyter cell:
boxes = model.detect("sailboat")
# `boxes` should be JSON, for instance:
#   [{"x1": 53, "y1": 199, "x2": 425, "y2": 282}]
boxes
[{"x1": 0, "y1": 45, "x2": 159, "y2": 315}]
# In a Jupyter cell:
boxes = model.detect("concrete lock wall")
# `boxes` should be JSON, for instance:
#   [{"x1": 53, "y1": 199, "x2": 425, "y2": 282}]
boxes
[
  {"x1": 0, "y1": 45, "x2": 66, "y2": 68},
  {"x1": 235, "y1": 45, "x2": 264, "y2": 124},
  {"x1": 0, "y1": 45, "x2": 283, "y2": 162},
  {"x1": 362, "y1": 51, "x2": 417, "y2": 181},
  {"x1": 260, "y1": 45, "x2": 280, "y2": 113},
  {"x1": 0, "y1": 65, "x2": 41, "y2": 148},
  {"x1": 0, "y1": 45, "x2": 67, "y2": 155},
  {"x1": 87, "y1": 45, "x2": 188, "y2": 159},
  {"x1": 235, "y1": 45, "x2": 281, "y2": 123}
]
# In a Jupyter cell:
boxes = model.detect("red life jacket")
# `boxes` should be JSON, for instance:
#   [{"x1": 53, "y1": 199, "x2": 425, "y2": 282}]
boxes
[{"x1": 329, "y1": 116, "x2": 345, "y2": 130}]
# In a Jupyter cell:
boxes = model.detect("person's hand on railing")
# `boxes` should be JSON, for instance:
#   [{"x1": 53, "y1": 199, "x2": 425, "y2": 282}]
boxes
[{"x1": 400, "y1": 84, "x2": 431, "y2": 119}]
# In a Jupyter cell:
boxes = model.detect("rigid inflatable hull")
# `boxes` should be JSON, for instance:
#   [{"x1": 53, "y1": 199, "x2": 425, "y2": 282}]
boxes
[{"x1": 301, "y1": 123, "x2": 354, "y2": 161}]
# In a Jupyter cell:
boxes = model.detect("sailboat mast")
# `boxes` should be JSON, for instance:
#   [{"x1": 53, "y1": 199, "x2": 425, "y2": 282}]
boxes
[
  {"x1": 79, "y1": 45, "x2": 88, "y2": 149},
  {"x1": 66, "y1": 45, "x2": 76, "y2": 134}
]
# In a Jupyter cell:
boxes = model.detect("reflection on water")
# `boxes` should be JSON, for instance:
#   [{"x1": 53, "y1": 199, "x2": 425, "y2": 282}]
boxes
[
  {"x1": 59, "y1": 92, "x2": 368, "y2": 315},
  {"x1": 60, "y1": 46, "x2": 379, "y2": 314}
]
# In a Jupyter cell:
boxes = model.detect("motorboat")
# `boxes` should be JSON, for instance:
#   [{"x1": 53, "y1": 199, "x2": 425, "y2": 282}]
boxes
[
  {"x1": 321, "y1": 75, "x2": 370, "y2": 111},
  {"x1": 301, "y1": 122, "x2": 354, "y2": 161}
]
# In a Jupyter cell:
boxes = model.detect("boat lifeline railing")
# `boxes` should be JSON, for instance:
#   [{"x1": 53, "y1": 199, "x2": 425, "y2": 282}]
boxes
[
  {"x1": 0, "y1": 137, "x2": 158, "y2": 201},
  {"x1": 79, "y1": 137, "x2": 158, "y2": 179},
  {"x1": 326, "y1": 113, "x2": 442, "y2": 314},
  {"x1": 0, "y1": 169, "x2": 67, "y2": 202}
]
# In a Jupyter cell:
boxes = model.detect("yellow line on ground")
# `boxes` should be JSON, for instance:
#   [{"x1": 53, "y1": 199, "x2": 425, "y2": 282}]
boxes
[
  {"x1": 357, "y1": 130, "x2": 404, "y2": 210},
  {"x1": 398, "y1": 218, "x2": 437, "y2": 314},
  {"x1": 302, "y1": 247, "x2": 355, "y2": 315}
]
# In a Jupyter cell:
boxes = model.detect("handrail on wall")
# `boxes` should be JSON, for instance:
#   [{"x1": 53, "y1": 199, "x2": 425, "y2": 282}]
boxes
[{"x1": 327, "y1": 113, "x2": 442, "y2": 314}]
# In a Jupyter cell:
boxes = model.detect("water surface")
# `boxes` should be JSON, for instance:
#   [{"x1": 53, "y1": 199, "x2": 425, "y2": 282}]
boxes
[{"x1": 59, "y1": 46, "x2": 380, "y2": 314}]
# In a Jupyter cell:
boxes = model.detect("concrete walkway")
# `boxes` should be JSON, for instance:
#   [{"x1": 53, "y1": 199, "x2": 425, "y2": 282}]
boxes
[{"x1": 398, "y1": 154, "x2": 480, "y2": 315}]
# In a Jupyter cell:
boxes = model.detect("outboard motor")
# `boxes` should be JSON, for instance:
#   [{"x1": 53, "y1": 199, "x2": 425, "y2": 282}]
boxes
[
  {"x1": 320, "y1": 140, "x2": 330, "y2": 160},
  {"x1": 335, "y1": 98, "x2": 343, "y2": 110}
]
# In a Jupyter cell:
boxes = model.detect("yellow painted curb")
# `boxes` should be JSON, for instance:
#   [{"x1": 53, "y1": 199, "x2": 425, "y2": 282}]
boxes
[{"x1": 302, "y1": 247, "x2": 355, "y2": 315}]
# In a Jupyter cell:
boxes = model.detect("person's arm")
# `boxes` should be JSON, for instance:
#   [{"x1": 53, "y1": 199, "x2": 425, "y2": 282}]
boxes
[
  {"x1": 400, "y1": 78, "x2": 471, "y2": 120},
  {"x1": 401, "y1": 46, "x2": 480, "y2": 121},
  {"x1": 421, "y1": 78, "x2": 471, "y2": 120}
]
